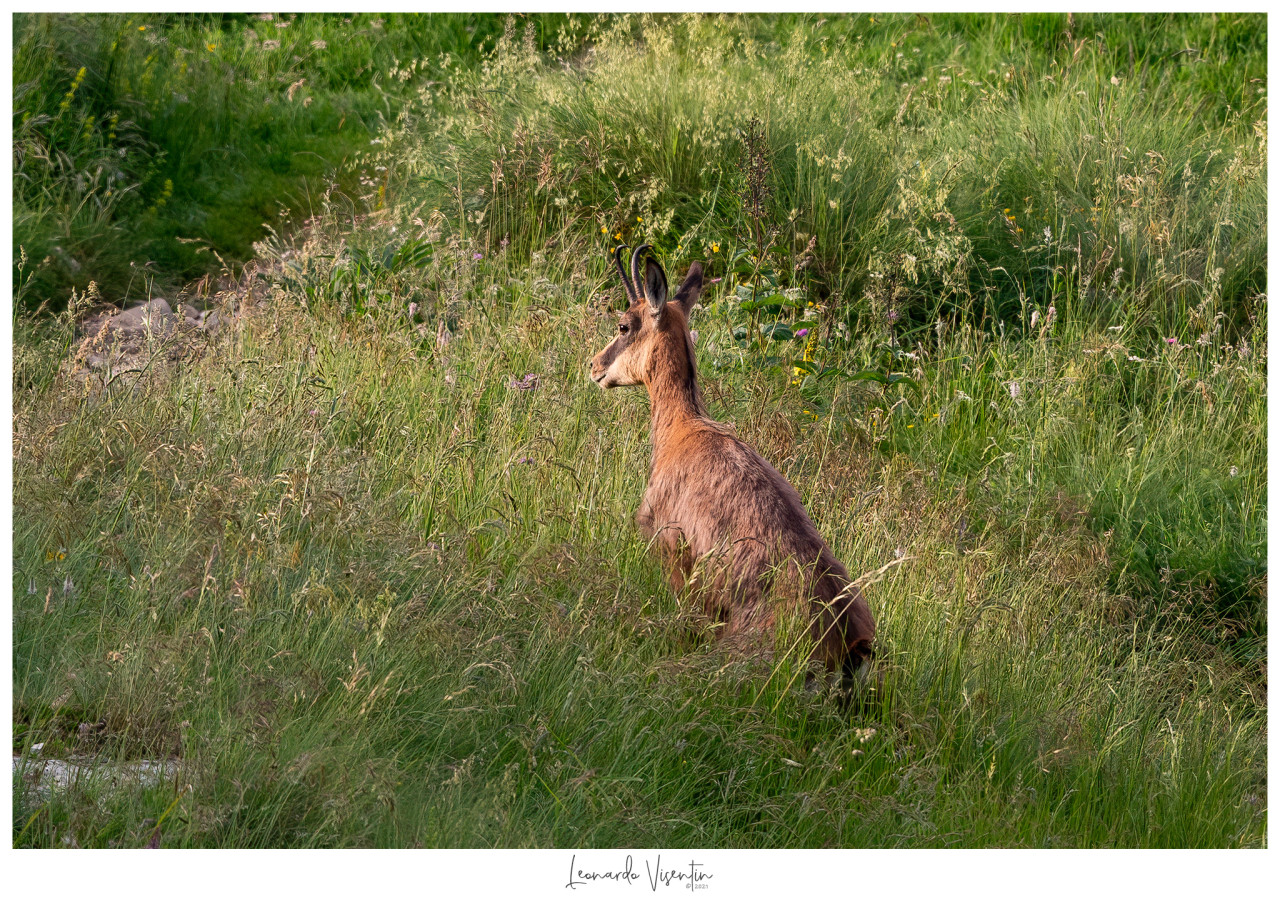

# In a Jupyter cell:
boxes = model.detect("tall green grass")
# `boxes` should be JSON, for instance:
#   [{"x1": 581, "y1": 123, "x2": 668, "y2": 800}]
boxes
[
  {"x1": 13, "y1": 205, "x2": 1266, "y2": 847},
  {"x1": 384, "y1": 13, "x2": 1264, "y2": 332},
  {"x1": 12, "y1": 12, "x2": 570, "y2": 307},
  {"x1": 12, "y1": 12, "x2": 1266, "y2": 848}
]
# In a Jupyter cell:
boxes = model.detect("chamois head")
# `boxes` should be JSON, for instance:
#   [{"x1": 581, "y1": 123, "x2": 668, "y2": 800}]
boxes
[{"x1": 590, "y1": 244, "x2": 704, "y2": 389}]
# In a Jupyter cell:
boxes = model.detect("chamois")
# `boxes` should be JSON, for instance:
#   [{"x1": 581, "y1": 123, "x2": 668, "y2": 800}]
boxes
[{"x1": 590, "y1": 245, "x2": 876, "y2": 678}]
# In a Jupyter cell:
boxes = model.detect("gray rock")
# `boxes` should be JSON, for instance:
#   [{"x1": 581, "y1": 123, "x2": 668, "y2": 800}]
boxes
[{"x1": 110, "y1": 298, "x2": 175, "y2": 336}]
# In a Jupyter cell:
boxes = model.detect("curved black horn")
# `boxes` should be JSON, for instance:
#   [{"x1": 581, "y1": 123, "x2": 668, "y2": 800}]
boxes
[
  {"x1": 631, "y1": 244, "x2": 653, "y2": 298},
  {"x1": 613, "y1": 244, "x2": 637, "y2": 302}
]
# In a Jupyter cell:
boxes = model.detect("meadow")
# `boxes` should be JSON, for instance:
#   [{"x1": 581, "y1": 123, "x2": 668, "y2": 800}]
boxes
[{"x1": 12, "y1": 13, "x2": 1266, "y2": 848}]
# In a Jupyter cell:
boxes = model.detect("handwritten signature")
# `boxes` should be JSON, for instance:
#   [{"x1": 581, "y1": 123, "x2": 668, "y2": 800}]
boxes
[{"x1": 566, "y1": 855, "x2": 712, "y2": 891}]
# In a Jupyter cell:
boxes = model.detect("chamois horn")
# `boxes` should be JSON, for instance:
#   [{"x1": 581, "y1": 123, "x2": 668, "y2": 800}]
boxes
[
  {"x1": 613, "y1": 244, "x2": 638, "y2": 303},
  {"x1": 631, "y1": 244, "x2": 654, "y2": 299}
]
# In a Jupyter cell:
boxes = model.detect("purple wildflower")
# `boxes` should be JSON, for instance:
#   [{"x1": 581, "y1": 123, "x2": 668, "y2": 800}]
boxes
[
  {"x1": 472, "y1": 252, "x2": 484, "y2": 260},
  {"x1": 795, "y1": 328, "x2": 810, "y2": 338}
]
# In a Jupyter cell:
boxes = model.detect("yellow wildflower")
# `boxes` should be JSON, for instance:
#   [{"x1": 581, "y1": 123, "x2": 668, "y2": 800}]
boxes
[{"x1": 711, "y1": 242, "x2": 720, "y2": 253}]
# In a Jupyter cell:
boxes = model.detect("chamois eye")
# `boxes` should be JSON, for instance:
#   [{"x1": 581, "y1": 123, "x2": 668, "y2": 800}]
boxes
[{"x1": 618, "y1": 322, "x2": 630, "y2": 335}]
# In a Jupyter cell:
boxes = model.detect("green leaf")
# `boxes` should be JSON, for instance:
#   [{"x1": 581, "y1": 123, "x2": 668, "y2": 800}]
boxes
[{"x1": 739, "y1": 297, "x2": 785, "y2": 313}]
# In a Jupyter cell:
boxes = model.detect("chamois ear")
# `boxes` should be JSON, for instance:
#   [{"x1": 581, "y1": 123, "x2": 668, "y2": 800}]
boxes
[
  {"x1": 644, "y1": 256, "x2": 668, "y2": 314},
  {"x1": 671, "y1": 262, "x2": 704, "y2": 318}
]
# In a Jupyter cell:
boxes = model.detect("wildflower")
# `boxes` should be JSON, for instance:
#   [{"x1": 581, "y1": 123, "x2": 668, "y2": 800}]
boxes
[
  {"x1": 709, "y1": 277, "x2": 722, "y2": 284},
  {"x1": 263, "y1": 39, "x2": 280, "y2": 50},
  {"x1": 472, "y1": 252, "x2": 483, "y2": 260},
  {"x1": 206, "y1": 43, "x2": 217, "y2": 52},
  {"x1": 795, "y1": 328, "x2": 810, "y2": 338},
  {"x1": 500, "y1": 237, "x2": 510, "y2": 249},
  {"x1": 711, "y1": 242, "x2": 720, "y2": 253},
  {"x1": 636, "y1": 216, "x2": 643, "y2": 222},
  {"x1": 309, "y1": 409, "x2": 319, "y2": 417},
  {"x1": 1008, "y1": 381, "x2": 1021, "y2": 400},
  {"x1": 311, "y1": 39, "x2": 327, "y2": 50},
  {"x1": 138, "y1": 25, "x2": 146, "y2": 31},
  {"x1": 509, "y1": 373, "x2": 540, "y2": 391},
  {"x1": 613, "y1": 232, "x2": 622, "y2": 241},
  {"x1": 1030, "y1": 310, "x2": 1039, "y2": 329},
  {"x1": 887, "y1": 309, "x2": 900, "y2": 324},
  {"x1": 1229, "y1": 466, "x2": 1239, "y2": 477},
  {"x1": 408, "y1": 302, "x2": 418, "y2": 317},
  {"x1": 600, "y1": 225, "x2": 607, "y2": 234}
]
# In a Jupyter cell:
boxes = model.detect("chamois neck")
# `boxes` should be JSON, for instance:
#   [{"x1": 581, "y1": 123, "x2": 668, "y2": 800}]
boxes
[{"x1": 644, "y1": 327, "x2": 707, "y2": 444}]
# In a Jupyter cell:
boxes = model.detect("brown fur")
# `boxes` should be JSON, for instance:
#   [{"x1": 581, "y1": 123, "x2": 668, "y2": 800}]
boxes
[{"x1": 591, "y1": 249, "x2": 875, "y2": 674}]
